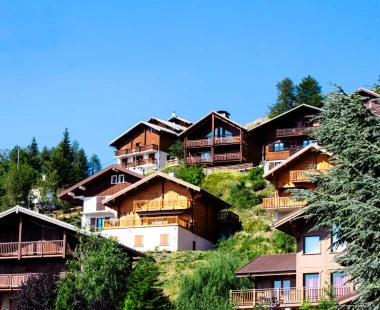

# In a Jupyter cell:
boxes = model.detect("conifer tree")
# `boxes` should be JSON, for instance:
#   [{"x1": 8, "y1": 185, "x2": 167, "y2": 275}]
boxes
[
  {"x1": 374, "y1": 75, "x2": 380, "y2": 94},
  {"x1": 295, "y1": 75, "x2": 324, "y2": 108},
  {"x1": 89, "y1": 154, "x2": 102, "y2": 175},
  {"x1": 291, "y1": 86, "x2": 380, "y2": 308},
  {"x1": 268, "y1": 77, "x2": 296, "y2": 118},
  {"x1": 124, "y1": 256, "x2": 173, "y2": 310},
  {"x1": 74, "y1": 148, "x2": 89, "y2": 182},
  {"x1": 27, "y1": 137, "x2": 41, "y2": 172},
  {"x1": 40, "y1": 146, "x2": 52, "y2": 174}
]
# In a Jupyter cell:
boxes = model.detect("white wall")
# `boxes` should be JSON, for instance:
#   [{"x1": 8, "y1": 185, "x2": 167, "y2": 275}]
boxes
[
  {"x1": 264, "y1": 160, "x2": 285, "y2": 173},
  {"x1": 81, "y1": 196, "x2": 117, "y2": 229},
  {"x1": 101, "y1": 225, "x2": 215, "y2": 252}
]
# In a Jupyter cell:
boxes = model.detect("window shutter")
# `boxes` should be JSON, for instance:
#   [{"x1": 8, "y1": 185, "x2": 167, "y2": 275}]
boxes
[
  {"x1": 96, "y1": 197, "x2": 105, "y2": 211},
  {"x1": 134, "y1": 235, "x2": 143, "y2": 247},
  {"x1": 90, "y1": 218, "x2": 96, "y2": 228},
  {"x1": 160, "y1": 234, "x2": 169, "y2": 246}
]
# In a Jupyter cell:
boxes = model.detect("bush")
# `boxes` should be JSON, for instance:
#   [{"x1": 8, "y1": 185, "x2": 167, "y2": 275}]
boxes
[
  {"x1": 174, "y1": 165, "x2": 205, "y2": 186},
  {"x1": 230, "y1": 182, "x2": 260, "y2": 209},
  {"x1": 168, "y1": 140, "x2": 184, "y2": 159}
]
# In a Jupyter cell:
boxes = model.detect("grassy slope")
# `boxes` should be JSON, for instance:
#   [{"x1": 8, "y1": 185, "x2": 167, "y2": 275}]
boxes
[{"x1": 153, "y1": 171, "x2": 291, "y2": 301}]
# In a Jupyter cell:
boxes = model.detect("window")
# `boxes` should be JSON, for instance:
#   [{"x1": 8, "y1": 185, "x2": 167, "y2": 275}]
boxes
[
  {"x1": 273, "y1": 280, "x2": 291, "y2": 302},
  {"x1": 332, "y1": 273, "x2": 348, "y2": 287},
  {"x1": 160, "y1": 234, "x2": 169, "y2": 246},
  {"x1": 111, "y1": 175, "x2": 118, "y2": 184},
  {"x1": 134, "y1": 235, "x2": 144, "y2": 247},
  {"x1": 303, "y1": 140, "x2": 313, "y2": 147},
  {"x1": 304, "y1": 236, "x2": 320, "y2": 254},
  {"x1": 332, "y1": 225, "x2": 346, "y2": 252},
  {"x1": 96, "y1": 218, "x2": 105, "y2": 231},
  {"x1": 118, "y1": 174, "x2": 125, "y2": 183},
  {"x1": 200, "y1": 152, "x2": 211, "y2": 158},
  {"x1": 136, "y1": 142, "x2": 141, "y2": 147},
  {"x1": 274, "y1": 143, "x2": 284, "y2": 151},
  {"x1": 304, "y1": 273, "x2": 320, "y2": 301},
  {"x1": 274, "y1": 161, "x2": 282, "y2": 167}
]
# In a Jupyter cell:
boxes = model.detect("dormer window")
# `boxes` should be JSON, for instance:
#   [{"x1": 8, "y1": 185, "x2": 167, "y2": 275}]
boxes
[
  {"x1": 118, "y1": 174, "x2": 125, "y2": 183},
  {"x1": 111, "y1": 175, "x2": 118, "y2": 184}
]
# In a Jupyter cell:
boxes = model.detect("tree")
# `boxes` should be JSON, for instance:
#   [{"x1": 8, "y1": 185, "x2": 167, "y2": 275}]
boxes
[
  {"x1": 40, "y1": 146, "x2": 52, "y2": 174},
  {"x1": 168, "y1": 140, "x2": 184, "y2": 159},
  {"x1": 74, "y1": 148, "x2": 89, "y2": 183},
  {"x1": 8, "y1": 145, "x2": 30, "y2": 166},
  {"x1": 14, "y1": 267, "x2": 59, "y2": 310},
  {"x1": 174, "y1": 165, "x2": 205, "y2": 186},
  {"x1": 374, "y1": 75, "x2": 380, "y2": 94},
  {"x1": 50, "y1": 129, "x2": 75, "y2": 189},
  {"x1": 268, "y1": 77, "x2": 296, "y2": 118},
  {"x1": 27, "y1": 137, "x2": 41, "y2": 172},
  {"x1": 296, "y1": 75, "x2": 324, "y2": 108},
  {"x1": 290, "y1": 86, "x2": 380, "y2": 308},
  {"x1": 55, "y1": 235, "x2": 130, "y2": 310},
  {"x1": 124, "y1": 256, "x2": 173, "y2": 310},
  {"x1": 89, "y1": 154, "x2": 102, "y2": 175}
]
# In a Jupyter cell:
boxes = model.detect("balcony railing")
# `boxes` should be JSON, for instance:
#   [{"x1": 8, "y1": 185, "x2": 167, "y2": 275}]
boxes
[
  {"x1": 115, "y1": 144, "x2": 158, "y2": 157},
  {"x1": 262, "y1": 197, "x2": 307, "y2": 209},
  {"x1": 187, "y1": 139, "x2": 212, "y2": 147},
  {"x1": 0, "y1": 240, "x2": 65, "y2": 258},
  {"x1": 214, "y1": 153, "x2": 240, "y2": 161},
  {"x1": 231, "y1": 286, "x2": 353, "y2": 308},
  {"x1": 125, "y1": 158, "x2": 157, "y2": 167},
  {"x1": 0, "y1": 274, "x2": 38, "y2": 291},
  {"x1": 133, "y1": 199, "x2": 191, "y2": 212},
  {"x1": 103, "y1": 216, "x2": 190, "y2": 229},
  {"x1": 166, "y1": 158, "x2": 182, "y2": 167},
  {"x1": 276, "y1": 127, "x2": 316, "y2": 138},
  {"x1": 214, "y1": 136, "x2": 241, "y2": 145},
  {"x1": 218, "y1": 211, "x2": 240, "y2": 222},
  {"x1": 186, "y1": 156, "x2": 211, "y2": 164},
  {"x1": 290, "y1": 169, "x2": 327, "y2": 182}
]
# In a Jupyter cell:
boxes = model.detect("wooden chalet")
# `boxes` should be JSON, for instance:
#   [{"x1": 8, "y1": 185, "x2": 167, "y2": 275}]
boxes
[
  {"x1": 167, "y1": 113, "x2": 194, "y2": 128},
  {"x1": 357, "y1": 87, "x2": 380, "y2": 116},
  {"x1": 262, "y1": 143, "x2": 333, "y2": 221},
  {"x1": 101, "y1": 172, "x2": 241, "y2": 251},
  {"x1": 0, "y1": 206, "x2": 142, "y2": 310},
  {"x1": 231, "y1": 209, "x2": 356, "y2": 309},
  {"x1": 57, "y1": 164, "x2": 143, "y2": 231},
  {"x1": 248, "y1": 104, "x2": 322, "y2": 173},
  {"x1": 179, "y1": 110, "x2": 254, "y2": 168}
]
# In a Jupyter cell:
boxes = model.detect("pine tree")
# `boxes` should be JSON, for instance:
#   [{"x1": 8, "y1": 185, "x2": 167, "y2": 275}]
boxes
[
  {"x1": 291, "y1": 86, "x2": 380, "y2": 308},
  {"x1": 8, "y1": 145, "x2": 30, "y2": 166},
  {"x1": 374, "y1": 75, "x2": 380, "y2": 94},
  {"x1": 89, "y1": 154, "x2": 102, "y2": 175},
  {"x1": 50, "y1": 129, "x2": 75, "y2": 189},
  {"x1": 74, "y1": 148, "x2": 89, "y2": 183},
  {"x1": 40, "y1": 146, "x2": 52, "y2": 174},
  {"x1": 27, "y1": 137, "x2": 41, "y2": 172},
  {"x1": 295, "y1": 75, "x2": 324, "y2": 108},
  {"x1": 268, "y1": 77, "x2": 296, "y2": 118},
  {"x1": 124, "y1": 256, "x2": 173, "y2": 310}
]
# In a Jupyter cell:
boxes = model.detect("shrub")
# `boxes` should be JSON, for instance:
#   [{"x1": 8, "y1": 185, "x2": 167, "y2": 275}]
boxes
[
  {"x1": 230, "y1": 182, "x2": 260, "y2": 209},
  {"x1": 168, "y1": 140, "x2": 184, "y2": 159},
  {"x1": 174, "y1": 165, "x2": 205, "y2": 186}
]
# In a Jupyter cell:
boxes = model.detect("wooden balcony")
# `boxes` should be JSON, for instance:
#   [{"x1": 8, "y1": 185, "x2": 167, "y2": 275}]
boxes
[
  {"x1": 290, "y1": 169, "x2": 327, "y2": 182},
  {"x1": 214, "y1": 153, "x2": 240, "y2": 162},
  {"x1": 218, "y1": 211, "x2": 240, "y2": 222},
  {"x1": 214, "y1": 135, "x2": 241, "y2": 145},
  {"x1": 115, "y1": 144, "x2": 158, "y2": 157},
  {"x1": 276, "y1": 127, "x2": 316, "y2": 138},
  {"x1": 166, "y1": 158, "x2": 182, "y2": 167},
  {"x1": 262, "y1": 197, "x2": 307, "y2": 209},
  {"x1": 186, "y1": 156, "x2": 211, "y2": 164},
  {"x1": 125, "y1": 158, "x2": 157, "y2": 167},
  {"x1": 231, "y1": 286, "x2": 353, "y2": 309},
  {"x1": 187, "y1": 139, "x2": 212, "y2": 147},
  {"x1": 266, "y1": 145, "x2": 304, "y2": 161},
  {"x1": 133, "y1": 199, "x2": 191, "y2": 212},
  {"x1": 0, "y1": 240, "x2": 65, "y2": 259},
  {"x1": 103, "y1": 216, "x2": 190, "y2": 229},
  {"x1": 0, "y1": 273, "x2": 38, "y2": 291}
]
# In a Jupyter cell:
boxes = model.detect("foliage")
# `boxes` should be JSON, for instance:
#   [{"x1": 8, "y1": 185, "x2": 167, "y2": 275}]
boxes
[
  {"x1": 201, "y1": 171, "x2": 244, "y2": 200},
  {"x1": 168, "y1": 139, "x2": 184, "y2": 159},
  {"x1": 15, "y1": 267, "x2": 59, "y2": 310},
  {"x1": 27, "y1": 137, "x2": 41, "y2": 172},
  {"x1": 269, "y1": 77, "x2": 297, "y2": 118},
  {"x1": 229, "y1": 182, "x2": 260, "y2": 209},
  {"x1": 296, "y1": 75, "x2": 324, "y2": 108},
  {"x1": 74, "y1": 148, "x2": 90, "y2": 182},
  {"x1": 299, "y1": 299, "x2": 313, "y2": 310},
  {"x1": 374, "y1": 75, "x2": 380, "y2": 94},
  {"x1": 55, "y1": 234, "x2": 130, "y2": 310},
  {"x1": 244, "y1": 166, "x2": 266, "y2": 191},
  {"x1": 89, "y1": 154, "x2": 102, "y2": 175},
  {"x1": 124, "y1": 256, "x2": 173, "y2": 310},
  {"x1": 174, "y1": 165, "x2": 205, "y2": 186},
  {"x1": 176, "y1": 252, "x2": 250, "y2": 310},
  {"x1": 271, "y1": 230, "x2": 297, "y2": 253},
  {"x1": 290, "y1": 86, "x2": 380, "y2": 309}
]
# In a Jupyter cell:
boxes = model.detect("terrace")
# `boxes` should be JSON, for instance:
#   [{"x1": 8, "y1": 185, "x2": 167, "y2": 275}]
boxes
[
  {"x1": 103, "y1": 216, "x2": 190, "y2": 229},
  {"x1": 0, "y1": 240, "x2": 65, "y2": 259},
  {"x1": 115, "y1": 144, "x2": 158, "y2": 157},
  {"x1": 262, "y1": 197, "x2": 307, "y2": 210},
  {"x1": 276, "y1": 127, "x2": 316, "y2": 138}
]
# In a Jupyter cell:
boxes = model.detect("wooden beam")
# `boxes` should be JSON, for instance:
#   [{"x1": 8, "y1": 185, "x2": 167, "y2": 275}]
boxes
[
  {"x1": 240, "y1": 128, "x2": 243, "y2": 162},
  {"x1": 18, "y1": 215, "x2": 22, "y2": 260},
  {"x1": 63, "y1": 230, "x2": 67, "y2": 258},
  {"x1": 211, "y1": 113, "x2": 215, "y2": 164}
]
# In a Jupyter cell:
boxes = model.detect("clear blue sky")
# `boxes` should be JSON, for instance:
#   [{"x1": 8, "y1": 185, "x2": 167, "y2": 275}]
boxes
[{"x1": 1, "y1": 1, "x2": 379, "y2": 165}]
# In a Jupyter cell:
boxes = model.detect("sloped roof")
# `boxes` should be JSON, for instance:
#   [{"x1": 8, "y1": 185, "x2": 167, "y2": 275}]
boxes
[
  {"x1": 167, "y1": 115, "x2": 193, "y2": 125},
  {"x1": 109, "y1": 121, "x2": 177, "y2": 146},
  {"x1": 102, "y1": 171, "x2": 230, "y2": 208},
  {"x1": 57, "y1": 164, "x2": 143, "y2": 200},
  {"x1": 273, "y1": 208, "x2": 306, "y2": 237},
  {"x1": 147, "y1": 116, "x2": 187, "y2": 132},
  {"x1": 236, "y1": 254, "x2": 296, "y2": 277},
  {"x1": 356, "y1": 87, "x2": 380, "y2": 99},
  {"x1": 0, "y1": 206, "x2": 144, "y2": 257},
  {"x1": 178, "y1": 111, "x2": 246, "y2": 137},
  {"x1": 248, "y1": 104, "x2": 323, "y2": 132}
]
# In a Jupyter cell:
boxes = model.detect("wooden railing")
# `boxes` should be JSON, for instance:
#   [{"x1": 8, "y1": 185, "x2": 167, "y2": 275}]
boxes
[
  {"x1": 133, "y1": 199, "x2": 191, "y2": 212},
  {"x1": 186, "y1": 156, "x2": 211, "y2": 164},
  {"x1": 0, "y1": 240, "x2": 64, "y2": 258},
  {"x1": 115, "y1": 144, "x2": 158, "y2": 156},
  {"x1": 276, "y1": 127, "x2": 316, "y2": 138},
  {"x1": 187, "y1": 139, "x2": 212, "y2": 147},
  {"x1": 0, "y1": 274, "x2": 38, "y2": 291},
  {"x1": 262, "y1": 197, "x2": 307, "y2": 209},
  {"x1": 125, "y1": 158, "x2": 157, "y2": 167},
  {"x1": 290, "y1": 169, "x2": 327, "y2": 182},
  {"x1": 207, "y1": 163, "x2": 254, "y2": 173},
  {"x1": 231, "y1": 286, "x2": 353, "y2": 308},
  {"x1": 103, "y1": 216, "x2": 189, "y2": 229},
  {"x1": 218, "y1": 211, "x2": 240, "y2": 222},
  {"x1": 214, "y1": 136, "x2": 241, "y2": 145},
  {"x1": 166, "y1": 158, "x2": 182, "y2": 167},
  {"x1": 214, "y1": 153, "x2": 240, "y2": 161}
]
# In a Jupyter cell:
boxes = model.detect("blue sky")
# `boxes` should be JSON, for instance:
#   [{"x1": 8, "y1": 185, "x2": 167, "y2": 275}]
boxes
[{"x1": 0, "y1": 0, "x2": 379, "y2": 165}]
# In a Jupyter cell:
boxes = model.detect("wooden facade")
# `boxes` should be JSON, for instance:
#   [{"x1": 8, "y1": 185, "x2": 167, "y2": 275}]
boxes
[{"x1": 179, "y1": 111, "x2": 254, "y2": 167}]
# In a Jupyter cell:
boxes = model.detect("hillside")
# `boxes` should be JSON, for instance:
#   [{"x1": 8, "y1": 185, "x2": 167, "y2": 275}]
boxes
[{"x1": 152, "y1": 170, "x2": 295, "y2": 301}]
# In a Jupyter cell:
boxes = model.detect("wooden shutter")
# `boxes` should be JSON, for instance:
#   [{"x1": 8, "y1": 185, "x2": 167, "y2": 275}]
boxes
[
  {"x1": 160, "y1": 234, "x2": 169, "y2": 246},
  {"x1": 268, "y1": 143, "x2": 274, "y2": 152},
  {"x1": 96, "y1": 197, "x2": 105, "y2": 211},
  {"x1": 134, "y1": 235, "x2": 143, "y2": 247},
  {"x1": 90, "y1": 218, "x2": 96, "y2": 228}
]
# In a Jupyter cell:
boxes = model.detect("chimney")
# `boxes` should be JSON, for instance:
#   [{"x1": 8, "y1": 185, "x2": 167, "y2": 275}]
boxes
[
  {"x1": 172, "y1": 111, "x2": 176, "y2": 118},
  {"x1": 217, "y1": 110, "x2": 230, "y2": 119}
]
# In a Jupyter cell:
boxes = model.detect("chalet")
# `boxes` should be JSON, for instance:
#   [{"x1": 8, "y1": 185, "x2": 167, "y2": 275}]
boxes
[
  {"x1": 357, "y1": 87, "x2": 380, "y2": 116},
  {"x1": 178, "y1": 111, "x2": 254, "y2": 168},
  {"x1": 100, "y1": 172, "x2": 240, "y2": 252},
  {"x1": 109, "y1": 113, "x2": 192, "y2": 174},
  {"x1": 0, "y1": 206, "x2": 142, "y2": 310},
  {"x1": 262, "y1": 143, "x2": 333, "y2": 221},
  {"x1": 57, "y1": 164, "x2": 143, "y2": 231},
  {"x1": 248, "y1": 104, "x2": 322, "y2": 173}
]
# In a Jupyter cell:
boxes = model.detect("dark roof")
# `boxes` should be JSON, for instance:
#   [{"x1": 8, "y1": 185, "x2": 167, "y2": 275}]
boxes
[
  {"x1": 273, "y1": 208, "x2": 306, "y2": 237},
  {"x1": 236, "y1": 254, "x2": 296, "y2": 277},
  {"x1": 57, "y1": 164, "x2": 144, "y2": 202}
]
